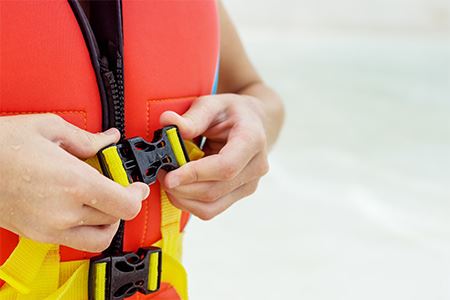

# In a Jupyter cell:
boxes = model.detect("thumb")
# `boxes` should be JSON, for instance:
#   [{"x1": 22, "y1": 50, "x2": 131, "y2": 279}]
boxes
[
  {"x1": 38, "y1": 115, "x2": 121, "y2": 158},
  {"x1": 60, "y1": 127, "x2": 120, "y2": 159},
  {"x1": 160, "y1": 96, "x2": 226, "y2": 139}
]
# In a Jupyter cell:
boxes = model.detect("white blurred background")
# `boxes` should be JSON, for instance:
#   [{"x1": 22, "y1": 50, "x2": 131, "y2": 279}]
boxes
[{"x1": 185, "y1": 0, "x2": 450, "y2": 299}]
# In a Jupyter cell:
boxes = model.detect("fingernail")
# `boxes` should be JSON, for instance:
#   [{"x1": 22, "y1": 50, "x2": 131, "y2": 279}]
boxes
[
  {"x1": 169, "y1": 111, "x2": 181, "y2": 118},
  {"x1": 140, "y1": 184, "x2": 150, "y2": 199},
  {"x1": 131, "y1": 183, "x2": 150, "y2": 200},
  {"x1": 103, "y1": 128, "x2": 118, "y2": 135}
]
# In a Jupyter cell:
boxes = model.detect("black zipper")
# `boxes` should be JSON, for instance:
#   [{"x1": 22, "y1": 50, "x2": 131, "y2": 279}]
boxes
[
  {"x1": 69, "y1": 0, "x2": 126, "y2": 254},
  {"x1": 68, "y1": 0, "x2": 125, "y2": 137}
]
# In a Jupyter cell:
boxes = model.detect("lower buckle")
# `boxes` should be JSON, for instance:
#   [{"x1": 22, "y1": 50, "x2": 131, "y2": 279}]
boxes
[{"x1": 89, "y1": 247, "x2": 162, "y2": 300}]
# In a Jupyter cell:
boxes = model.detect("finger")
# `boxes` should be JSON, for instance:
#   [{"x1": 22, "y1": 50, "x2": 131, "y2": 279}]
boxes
[
  {"x1": 79, "y1": 174, "x2": 150, "y2": 220},
  {"x1": 168, "y1": 180, "x2": 259, "y2": 220},
  {"x1": 160, "y1": 95, "x2": 229, "y2": 139},
  {"x1": 50, "y1": 150, "x2": 150, "y2": 221},
  {"x1": 62, "y1": 222, "x2": 120, "y2": 252},
  {"x1": 163, "y1": 153, "x2": 269, "y2": 202},
  {"x1": 164, "y1": 125, "x2": 263, "y2": 188},
  {"x1": 59, "y1": 126, "x2": 120, "y2": 159},
  {"x1": 165, "y1": 181, "x2": 240, "y2": 204},
  {"x1": 156, "y1": 169, "x2": 168, "y2": 188},
  {"x1": 37, "y1": 113, "x2": 120, "y2": 159},
  {"x1": 78, "y1": 206, "x2": 120, "y2": 226}
]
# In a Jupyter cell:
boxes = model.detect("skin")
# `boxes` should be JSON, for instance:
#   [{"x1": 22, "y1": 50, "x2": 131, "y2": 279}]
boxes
[{"x1": 0, "y1": 2, "x2": 284, "y2": 251}]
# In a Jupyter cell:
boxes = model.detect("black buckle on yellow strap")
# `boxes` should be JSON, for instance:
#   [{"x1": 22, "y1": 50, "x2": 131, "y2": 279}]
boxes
[
  {"x1": 89, "y1": 247, "x2": 162, "y2": 300},
  {"x1": 88, "y1": 125, "x2": 188, "y2": 299},
  {"x1": 104, "y1": 125, "x2": 189, "y2": 185}
]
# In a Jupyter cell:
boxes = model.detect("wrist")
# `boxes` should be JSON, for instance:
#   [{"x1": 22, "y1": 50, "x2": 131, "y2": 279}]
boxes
[{"x1": 237, "y1": 84, "x2": 284, "y2": 148}]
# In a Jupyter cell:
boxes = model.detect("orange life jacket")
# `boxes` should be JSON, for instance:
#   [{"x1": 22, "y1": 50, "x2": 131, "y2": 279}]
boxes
[{"x1": 0, "y1": 0, "x2": 219, "y2": 299}]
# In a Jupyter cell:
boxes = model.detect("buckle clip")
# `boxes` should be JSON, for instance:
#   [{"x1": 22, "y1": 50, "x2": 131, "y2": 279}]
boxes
[
  {"x1": 89, "y1": 247, "x2": 162, "y2": 300},
  {"x1": 113, "y1": 125, "x2": 188, "y2": 184}
]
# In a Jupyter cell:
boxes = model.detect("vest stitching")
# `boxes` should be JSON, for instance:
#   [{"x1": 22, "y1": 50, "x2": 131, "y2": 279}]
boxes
[{"x1": 0, "y1": 110, "x2": 88, "y2": 129}]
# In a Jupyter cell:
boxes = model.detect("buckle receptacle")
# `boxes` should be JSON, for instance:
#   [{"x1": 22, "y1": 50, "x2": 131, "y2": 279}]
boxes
[
  {"x1": 89, "y1": 247, "x2": 162, "y2": 300},
  {"x1": 112, "y1": 125, "x2": 189, "y2": 185}
]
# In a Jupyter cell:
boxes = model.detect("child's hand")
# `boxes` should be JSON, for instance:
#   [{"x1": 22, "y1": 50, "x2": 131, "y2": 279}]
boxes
[
  {"x1": 0, "y1": 114, "x2": 149, "y2": 252},
  {"x1": 159, "y1": 94, "x2": 269, "y2": 220}
]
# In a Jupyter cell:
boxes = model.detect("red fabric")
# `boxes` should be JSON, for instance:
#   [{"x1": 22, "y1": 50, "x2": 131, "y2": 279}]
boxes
[
  {"x1": 0, "y1": 1, "x2": 219, "y2": 297},
  {"x1": 122, "y1": 0, "x2": 219, "y2": 253},
  {"x1": 0, "y1": 1, "x2": 102, "y2": 130},
  {"x1": 130, "y1": 283, "x2": 181, "y2": 300},
  {"x1": 0, "y1": 0, "x2": 102, "y2": 265}
]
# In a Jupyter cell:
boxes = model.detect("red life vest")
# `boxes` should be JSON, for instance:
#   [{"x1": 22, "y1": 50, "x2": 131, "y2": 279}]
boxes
[{"x1": 0, "y1": 0, "x2": 219, "y2": 298}]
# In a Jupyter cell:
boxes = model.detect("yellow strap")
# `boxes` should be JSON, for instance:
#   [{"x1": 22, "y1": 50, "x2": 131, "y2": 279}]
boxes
[
  {"x1": 85, "y1": 156, "x2": 102, "y2": 174},
  {"x1": 0, "y1": 238, "x2": 58, "y2": 295},
  {"x1": 99, "y1": 146, "x2": 130, "y2": 187},
  {"x1": 45, "y1": 260, "x2": 89, "y2": 300},
  {"x1": 147, "y1": 252, "x2": 160, "y2": 292},
  {"x1": 90, "y1": 262, "x2": 107, "y2": 300},
  {"x1": 158, "y1": 137, "x2": 204, "y2": 299},
  {"x1": 0, "y1": 238, "x2": 60, "y2": 299},
  {"x1": 167, "y1": 128, "x2": 188, "y2": 166},
  {"x1": 0, "y1": 136, "x2": 204, "y2": 300},
  {"x1": 184, "y1": 140, "x2": 205, "y2": 163},
  {"x1": 159, "y1": 138, "x2": 204, "y2": 259}
]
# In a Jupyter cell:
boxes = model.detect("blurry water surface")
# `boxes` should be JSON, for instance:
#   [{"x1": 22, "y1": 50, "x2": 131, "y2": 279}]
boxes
[{"x1": 185, "y1": 0, "x2": 450, "y2": 299}]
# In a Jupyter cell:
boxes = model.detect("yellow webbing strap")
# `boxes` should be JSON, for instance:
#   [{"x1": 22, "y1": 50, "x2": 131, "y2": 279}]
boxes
[
  {"x1": 89, "y1": 146, "x2": 130, "y2": 300},
  {"x1": 167, "y1": 127, "x2": 187, "y2": 166},
  {"x1": 147, "y1": 252, "x2": 160, "y2": 292},
  {"x1": 90, "y1": 261, "x2": 107, "y2": 300},
  {"x1": 99, "y1": 146, "x2": 130, "y2": 187},
  {"x1": 44, "y1": 260, "x2": 89, "y2": 300},
  {"x1": 0, "y1": 238, "x2": 59, "y2": 299},
  {"x1": 0, "y1": 135, "x2": 204, "y2": 300},
  {"x1": 0, "y1": 238, "x2": 55, "y2": 294},
  {"x1": 156, "y1": 137, "x2": 205, "y2": 299}
]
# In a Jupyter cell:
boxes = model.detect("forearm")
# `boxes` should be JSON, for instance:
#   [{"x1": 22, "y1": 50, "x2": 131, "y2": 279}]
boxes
[{"x1": 217, "y1": 1, "x2": 284, "y2": 149}]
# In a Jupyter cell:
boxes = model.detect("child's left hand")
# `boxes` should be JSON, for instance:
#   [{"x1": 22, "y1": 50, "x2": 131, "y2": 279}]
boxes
[{"x1": 158, "y1": 93, "x2": 270, "y2": 220}]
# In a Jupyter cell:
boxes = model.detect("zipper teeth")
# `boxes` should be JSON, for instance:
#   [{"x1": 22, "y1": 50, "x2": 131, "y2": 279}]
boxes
[
  {"x1": 104, "y1": 55, "x2": 125, "y2": 255},
  {"x1": 100, "y1": 58, "x2": 125, "y2": 138},
  {"x1": 115, "y1": 55, "x2": 125, "y2": 137},
  {"x1": 70, "y1": 0, "x2": 126, "y2": 255}
]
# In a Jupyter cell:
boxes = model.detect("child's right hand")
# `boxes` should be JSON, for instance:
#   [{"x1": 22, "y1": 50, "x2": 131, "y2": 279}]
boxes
[{"x1": 0, "y1": 114, "x2": 149, "y2": 252}]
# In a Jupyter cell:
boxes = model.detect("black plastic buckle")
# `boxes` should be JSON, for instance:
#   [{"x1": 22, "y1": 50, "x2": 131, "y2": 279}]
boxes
[
  {"x1": 89, "y1": 247, "x2": 162, "y2": 300},
  {"x1": 114, "y1": 125, "x2": 189, "y2": 185}
]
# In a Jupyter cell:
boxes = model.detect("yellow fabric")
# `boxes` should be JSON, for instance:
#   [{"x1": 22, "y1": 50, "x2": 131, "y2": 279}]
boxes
[
  {"x1": 155, "y1": 138, "x2": 205, "y2": 300},
  {"x1": 158, "y1": 139, "x2": 205, "y2": 261},
  {"x1": 167, "y1": 128, "x2": 187, "y2": 166},
  {"x1": 0, "y1": 238, "x2": 55, "y2": 294},
  {"x1": 147, "y1": 252, "x2": 160, "y2": 292},
  {"x1": 45, "y1": 260, "x2": 89, "y2": 300},
  {"x1": 0, "y1": 239, "x2": 82, "y2": 300},
  {"x1": 85, "y1": 156, "x2": 102, "y2": 173},
  {"x1": 91, "y1": 262, "x2": 106, "y2": 300},
  {"x1": 0, "y1": 135, "x2": 204, "y2": 300},
  {"x1": 100, "y1": 146, "x2": 130, "y2": 187},
  {"x1": 184, "y1": 141, "x2": 205, "y2": 162}
]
